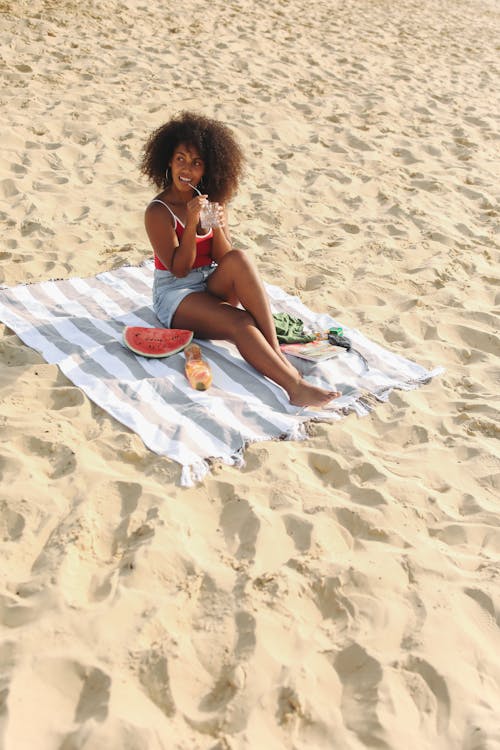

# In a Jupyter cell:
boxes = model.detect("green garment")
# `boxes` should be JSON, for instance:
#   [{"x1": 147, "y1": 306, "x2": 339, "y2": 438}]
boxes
[{"x1": 272, "y1": 312, "x2": 315, "y2": 344}]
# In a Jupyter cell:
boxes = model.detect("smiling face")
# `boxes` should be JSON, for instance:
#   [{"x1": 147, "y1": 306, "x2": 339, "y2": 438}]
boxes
[{"x1": 169, "y1": 143, "x2": 205, "y2": 192}]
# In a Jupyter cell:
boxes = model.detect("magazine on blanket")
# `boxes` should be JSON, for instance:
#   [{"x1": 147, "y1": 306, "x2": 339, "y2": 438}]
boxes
[{"x1": 280, "y1": 339, "x2": 342, "y2": 362}]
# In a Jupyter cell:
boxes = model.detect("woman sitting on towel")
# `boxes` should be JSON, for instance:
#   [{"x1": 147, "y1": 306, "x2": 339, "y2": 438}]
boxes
[{"x1": 141, "y1": 112, "x2": 339, "y2": 407}]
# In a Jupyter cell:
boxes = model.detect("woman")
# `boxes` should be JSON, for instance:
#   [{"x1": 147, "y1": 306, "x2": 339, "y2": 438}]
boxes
[{"x1": 141, "y1": 111, "x2": 339, "y2": 407}]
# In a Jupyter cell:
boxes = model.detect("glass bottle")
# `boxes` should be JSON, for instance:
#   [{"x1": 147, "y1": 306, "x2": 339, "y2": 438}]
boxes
[{"x1": 184, "y1": 343, "x2": 213, "y2": 391}]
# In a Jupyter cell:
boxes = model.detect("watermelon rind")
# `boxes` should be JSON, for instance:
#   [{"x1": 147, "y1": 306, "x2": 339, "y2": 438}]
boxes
[{"x1": 122, "y1": 327, "x2": 193, "y2": 358}]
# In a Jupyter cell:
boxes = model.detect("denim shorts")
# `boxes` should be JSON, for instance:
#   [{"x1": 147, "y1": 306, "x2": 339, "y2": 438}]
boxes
[{"x1": 152, "y1": 265, "x2": 217, "y2": 328}]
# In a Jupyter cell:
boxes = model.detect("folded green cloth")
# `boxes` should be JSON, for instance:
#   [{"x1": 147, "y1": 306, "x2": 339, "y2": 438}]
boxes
[{"x1": 272, "y1": 312, "x2": 315, "y2": 344}]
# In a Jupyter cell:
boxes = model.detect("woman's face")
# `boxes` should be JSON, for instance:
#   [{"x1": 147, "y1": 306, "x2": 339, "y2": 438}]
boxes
[{"x1": 169, "y1": 143, "x2": 205, "y2": 192}]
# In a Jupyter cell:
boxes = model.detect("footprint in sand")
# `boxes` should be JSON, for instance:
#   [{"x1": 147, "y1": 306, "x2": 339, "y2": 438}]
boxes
[
  {"x1": 381, "y1": 323, "x2": 408, "y2": 344},
  {"x1": 74, "y1": 666, "x2": 111, "y2": 722},
  {"x1": 387, "y1": 223, "x2": 407, "y2": 237},
  {"x1": 402, "y1": 656, "x2": 451, "y2": 734},
  {"x1": 334, "y1": 507, "x2": 392, "y2": 543},
  {"x1": 341, "y1": 223, "x2": 360, "y2": 234},
  {"x1": 411, "y1": 178, "x2": 442, "y2": 192},
  {"x1": 0, "y1": 653, "x2": 108, "y2": 748},
  {"x1": 49, "y1": 386, "x2": 86, "y2": 412},
  {"x1": 347, "y1": 134, "x2": 373, "y2": 152},
  {"x1": 11, "y1": 162, "x2": 27, "y2": 175},
  {"x1": 392, "y1": 147, "x2": 421, "y2": 164},
  {"x1": 309, "y1": 451, "x2": 350, "y2": 485},
  {"x1": 137, "y1": 648, "x2": 176, "y2": 717},
  {"x1": 24, "y1": 436, "x2": 76, "y2": 480},
  {"x1": 351, "y1": 461, "x2": 387, "y2": 485},
  {"x1": 0, "y1": 179, "x2": 19, "y2": 198},
  {"x1": 310, "y1": 573, "x2": 352, "y2": 624},
  {"x1": 296, "y1": 273, "x2": 325, "y2": 290},
  {"x1": 282, "y1": 513, "x2": 313, "y2": 552},
  {"x1": 240, "y1": 447, "x2": 270, "y2": 473},
  {"x1": 26, "y1": 658, "x2": 112, "y2": 726},
  {"x1": 197, "y1": 661, "x2": 244, "y2": 717},
  {"x1": 276, "y1": 685, "x2": 309, "y2": 726},
  {"x1": 0, "y1": 589, "x2": 48, "y2": 628},
  {"x1": 20, "y1": 219, "x2": 55, "y2": 237},
  {"x1": 334, "y1": 643, "x2": 384, "y2": 741},
  {"x1": 219, "y1": 497, "x2": 260, "y2": 559},
  {"x1": 0, "y1": 498, "x2": 25, "y2": 542},
  {"x1": 0, "y1": 451, "x2": 24, "y2": 484},
  {"x1": 464, "y1": 588, "x2": 499, "y2": 627}
]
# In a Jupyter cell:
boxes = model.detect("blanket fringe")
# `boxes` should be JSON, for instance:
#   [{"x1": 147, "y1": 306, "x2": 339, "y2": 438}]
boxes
[
  {"x1": 179, "y1": 423, "x2": 309, "y2": 487},
  {"x1": 180, "y1": 461, "x2": 210, "y2": 487},
  {"x1": 178, "y1": 366, "x2": 445, "y2": 486}
]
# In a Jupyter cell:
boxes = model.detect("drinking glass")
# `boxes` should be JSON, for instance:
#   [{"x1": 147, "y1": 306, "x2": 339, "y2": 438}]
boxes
[
  {"x1": 189, "y1": 183, "x2": 221, "y2": 231},
  {"x1": 200, "y1": 201, "x2": 221, "y2": 231}
]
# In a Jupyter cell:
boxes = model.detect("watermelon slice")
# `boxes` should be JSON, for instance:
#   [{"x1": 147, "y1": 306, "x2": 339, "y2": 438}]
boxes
[{"x1": 123, "y1": 327, "x2": 193, "y2": 358}]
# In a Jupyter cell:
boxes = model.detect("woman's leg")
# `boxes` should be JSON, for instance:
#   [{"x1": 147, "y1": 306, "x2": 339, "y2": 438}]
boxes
[
  {"x1": 172, "y1": 291, "x2": 340, "y2": 407},
  {"x1": 206, "y1": 250, "x2": 283, "y2": 354}
]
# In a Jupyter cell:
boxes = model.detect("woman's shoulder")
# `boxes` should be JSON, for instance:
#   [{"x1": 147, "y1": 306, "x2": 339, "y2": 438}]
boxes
[
  {"x1": 146, "y1": 194, "x2": 176, "y2": 218},
  {"x1": 144, "y1": 196, "x2": 177, "y2": 235},
  {"x1": 146, "y1": 191, "x2": 170, "y2": 210}
]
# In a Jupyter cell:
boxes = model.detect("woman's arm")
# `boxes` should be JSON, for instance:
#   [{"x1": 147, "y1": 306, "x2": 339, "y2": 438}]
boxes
[
  {"x1": 145, "y1": 196, "x2": 206, "y2": 277},
  {"x1": 144, "y1": 203, "x2": 179, "y2": 271},
  {"x1": 211, "y1": 205, "x2": 234, "y2": 263}
]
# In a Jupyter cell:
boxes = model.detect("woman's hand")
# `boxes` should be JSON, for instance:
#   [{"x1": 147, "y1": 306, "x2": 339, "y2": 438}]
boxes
[
  {"x1": 214, "y1": 203, "x2": 225, "y2": 229},
  {"x1": 185, "y1": 194, "x2": 208, "y2": 227},
  {"x1": 211, "y1": 204, "x2": 232, "y2": 262}
]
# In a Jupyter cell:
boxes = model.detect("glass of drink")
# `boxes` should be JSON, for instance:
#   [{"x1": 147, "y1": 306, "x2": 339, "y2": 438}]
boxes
[
  {"x1": 200, "y1": 201, "x2": 221, "y2": 231},
  {"x1": 189, "y1": 183, "x2": 221, "y2": 231}
]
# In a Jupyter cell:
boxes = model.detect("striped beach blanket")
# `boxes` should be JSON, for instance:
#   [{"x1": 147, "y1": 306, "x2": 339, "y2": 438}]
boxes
[{"x1": 0, "y1": 261, "x2": 442, "y2": 485}]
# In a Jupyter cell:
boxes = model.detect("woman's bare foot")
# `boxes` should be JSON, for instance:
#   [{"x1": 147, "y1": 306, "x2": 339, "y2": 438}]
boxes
[{"x1": 287, "y1": 378, "x2": 341, "y2": 407}]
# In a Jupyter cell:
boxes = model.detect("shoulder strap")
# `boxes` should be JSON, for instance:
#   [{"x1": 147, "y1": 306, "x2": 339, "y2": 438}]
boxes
[{"x1": 149, "y1": 199, "x2": 178, "y2": 225}]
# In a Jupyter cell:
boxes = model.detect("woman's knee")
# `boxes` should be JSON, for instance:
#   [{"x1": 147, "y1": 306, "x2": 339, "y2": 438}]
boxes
[{"x1": 219, "y1": 248, "x2": 252, "y2": 271}]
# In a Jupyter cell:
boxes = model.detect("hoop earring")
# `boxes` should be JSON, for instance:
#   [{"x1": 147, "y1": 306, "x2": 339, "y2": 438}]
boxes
[
  {"x1": 165, "y1": 166, "x2": 171, "y2": 185},
  {"x1": 197, "y1": 177, "x2": 205, "y2": 192}
]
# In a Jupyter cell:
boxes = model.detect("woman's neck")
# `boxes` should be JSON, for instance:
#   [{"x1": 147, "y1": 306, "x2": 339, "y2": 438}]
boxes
[{"x1": 164, "y1": 185, "x2": 194, "y2": 205}]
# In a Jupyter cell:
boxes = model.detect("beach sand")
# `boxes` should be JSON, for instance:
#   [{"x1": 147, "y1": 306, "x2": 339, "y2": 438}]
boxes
[{"x1": 1, "y1": 0, "x2": 499, "y2": 747}]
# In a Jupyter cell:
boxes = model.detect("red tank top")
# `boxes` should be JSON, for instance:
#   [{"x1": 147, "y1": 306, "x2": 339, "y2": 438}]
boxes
[{"x1": 150, "y1": 200, "x2": 213, "y2": 271}]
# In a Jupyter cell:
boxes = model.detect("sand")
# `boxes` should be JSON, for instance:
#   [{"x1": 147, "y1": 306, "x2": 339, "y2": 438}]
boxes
[{"x1": 1, "y1": 0, "x2": 499, "y2": 747}]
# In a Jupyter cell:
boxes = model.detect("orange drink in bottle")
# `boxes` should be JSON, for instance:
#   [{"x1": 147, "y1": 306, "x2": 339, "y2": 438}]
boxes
[{"x1": 184, "y1": 343, "x2": 213, "y2": 391}]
